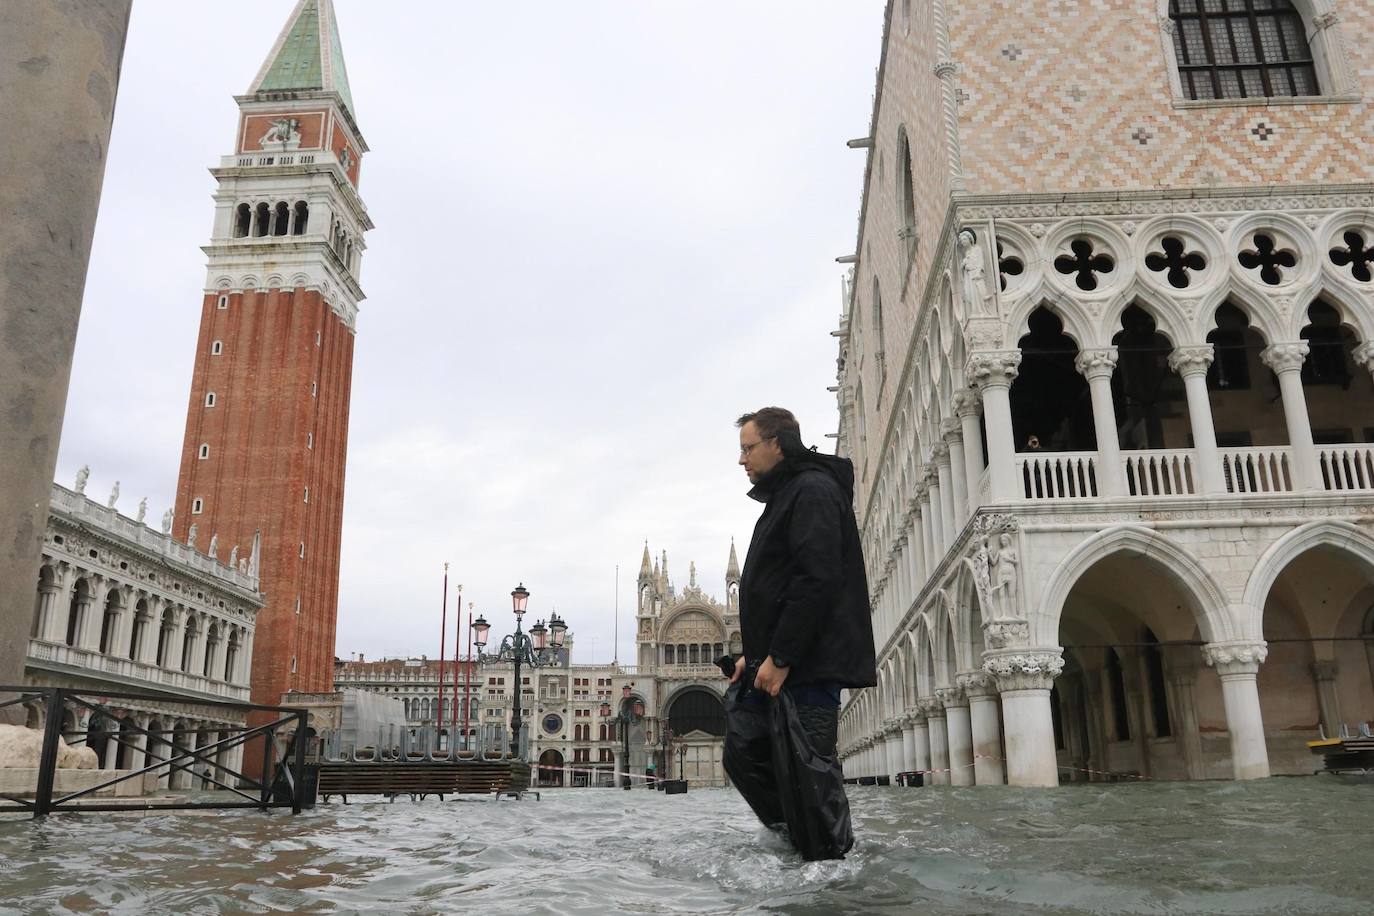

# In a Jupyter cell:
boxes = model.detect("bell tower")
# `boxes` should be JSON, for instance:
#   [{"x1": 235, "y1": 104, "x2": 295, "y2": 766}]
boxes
[{"x1": 172, "y1": 0, "x2": 372, "y2": 706}]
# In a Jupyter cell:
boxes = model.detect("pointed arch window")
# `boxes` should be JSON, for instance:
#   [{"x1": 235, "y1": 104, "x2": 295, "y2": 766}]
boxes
[{"x1": 1168, "y1": 0, "x2": 1318, "y2": 100}]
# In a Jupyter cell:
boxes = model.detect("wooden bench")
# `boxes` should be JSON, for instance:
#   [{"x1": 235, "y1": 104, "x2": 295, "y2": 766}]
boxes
[{"x1": 314, "y1": 760, "x2": 532, "y2": 803}]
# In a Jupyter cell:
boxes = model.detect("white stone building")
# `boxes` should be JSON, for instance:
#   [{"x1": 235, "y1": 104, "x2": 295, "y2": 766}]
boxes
[
  {"x1": 835, "y1": 1, "x2": 1374, "y2": 787},
  {"x1": 24, "y1": 477, "x2": 263, "y2": 789}
]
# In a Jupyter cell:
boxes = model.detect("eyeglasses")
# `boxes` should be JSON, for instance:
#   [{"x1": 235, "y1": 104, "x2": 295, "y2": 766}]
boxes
[{"x1": 739, "y1": 437, "x2": 775, "y2": 457}]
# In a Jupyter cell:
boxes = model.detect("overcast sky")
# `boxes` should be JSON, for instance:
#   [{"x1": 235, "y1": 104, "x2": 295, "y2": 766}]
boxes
[{"x1": 57, "y1": 0, "x2": 885, "y2": 665}]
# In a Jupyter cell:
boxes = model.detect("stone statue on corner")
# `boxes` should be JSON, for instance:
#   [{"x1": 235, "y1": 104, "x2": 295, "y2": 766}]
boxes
[
  {"x1": 107, "y1": 481, "x2": 120, "y2": 508},
  {"x1": 188, "y1": 523, "x2": 198, "y2": 549},
  {"x1": 958, "y1": 228, "x2": 994, "y2": 317},
  {"x1": 161, "y1": 508, "x2": 173, "y2": 534},
  {"x1": 74, "y1": 465, "x2": 90, "y2": 494},
  {"x1": 136, "y1": 497, "x2": 148, "y2": 524}
]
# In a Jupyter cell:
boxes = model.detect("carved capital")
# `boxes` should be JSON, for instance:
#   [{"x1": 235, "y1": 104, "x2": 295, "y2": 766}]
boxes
[
  {"x1": 953, "y1": 388, "x2": 982, "y2": 418},
  {"x1": 884, "y1": 718, "x2": 904, "y2": 737},
  {"x1": 903, "y1": 707, "x2": 926, "y2": 727},
  {"x1": 941, "y1": 417, "x2": 962, "y2": 443},
  {"x1": 1075, "y1": 347, "x2": 1120, "y2": 380},
  {"x1": 933, "y1": 59, "x2": 957, "y2": 79},
  {"x1": 983, "y1": 619, "x2": 1028, "y2": 652},
  {"x1": 966, "y1": 350, "x2": 1022, "y2": 389},
  {"x1": 917, "y1": 697, "x2": 944, "y2": 718},
  {"x1": 1259, "y1": 342, "x2": 1309, "y2": 374},
  {"x1": 935, "y1": 685, "x2": 967, "y2": 708},
  {"x1": 931, "y1": 441, "x2": 951, "y2": 465},
  {"x1": 1353, "y1": 341, "x2": 1374, "y2": 375},
  {"x1": 984, "y1": 650, "x2": 1064, "y2": 692},
  {"x1": 1311, "y1": 659, "x2": 1339, "y2": 682},
  {"x1": 1167, "y1": 345, "x2": 1215, "y2": 377},
  {"x1": 1202, "y1": 640, "x2": 1268, "y2": 675},
  {"x1": 957, "y1": 670, "x2": 998, "y2": 698},
  {"x1": 1313, "y1": 11, "x2": 1339, "y2": 29},
  {"x1": 1157, "y1": 14, "x2": 1176, "y2": 35}
]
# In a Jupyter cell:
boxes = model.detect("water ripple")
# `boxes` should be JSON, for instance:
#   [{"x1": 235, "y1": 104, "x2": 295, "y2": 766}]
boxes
[{"x1": 1, "y1": 777, "x2": 1371, "y2": 914}]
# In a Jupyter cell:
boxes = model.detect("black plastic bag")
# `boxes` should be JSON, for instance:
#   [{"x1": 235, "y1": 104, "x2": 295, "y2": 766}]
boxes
[{"x1": 723, "y1": 674, "x2": 854, "y2": 861}]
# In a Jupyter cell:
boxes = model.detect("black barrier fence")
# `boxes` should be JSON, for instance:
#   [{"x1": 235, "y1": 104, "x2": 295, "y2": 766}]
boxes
[{"x1": 0, "y1": 685, "x2": 310, "y2": 819}]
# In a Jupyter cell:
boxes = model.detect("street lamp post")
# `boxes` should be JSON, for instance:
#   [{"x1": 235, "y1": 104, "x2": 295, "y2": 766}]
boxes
[
  {"x1": 471, "y1": 584, "x2": 567, "y2": 758},
  {"x1": 601, "y1": 684, "x2": 643, "y2": 790}
]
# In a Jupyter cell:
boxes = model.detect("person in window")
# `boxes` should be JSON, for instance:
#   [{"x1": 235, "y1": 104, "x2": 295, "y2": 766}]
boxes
[
  {"x1": 1025, "y1": 434, "x2": 1042, "y2": 451},
  {"x1": 722, "y1": 407, "x2": 875, "y2": 860}
]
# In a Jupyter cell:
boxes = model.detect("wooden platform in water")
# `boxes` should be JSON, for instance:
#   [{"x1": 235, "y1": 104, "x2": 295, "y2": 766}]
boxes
[
  {"x1": 312, "y1": 759, "x2": 532, "y2": 803},
  {"x1": 1307, "y1": 736, "x2": 1374, "y2": 773}
]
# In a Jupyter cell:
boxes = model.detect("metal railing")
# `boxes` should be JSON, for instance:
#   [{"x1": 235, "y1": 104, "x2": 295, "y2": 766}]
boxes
[{"x1": 0, "y1": 685, "x2": 308, "y2": 819}]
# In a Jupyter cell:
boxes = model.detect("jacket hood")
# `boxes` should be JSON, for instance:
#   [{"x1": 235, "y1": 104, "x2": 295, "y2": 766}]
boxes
[{"x1": 769, "y1": 431, "x2": 851, "y2": 502}]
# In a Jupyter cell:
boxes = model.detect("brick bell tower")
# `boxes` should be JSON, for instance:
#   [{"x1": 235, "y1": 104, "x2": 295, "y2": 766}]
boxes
[{"x1": 173, "y1": 0, "x2": 372, "y2": 708}]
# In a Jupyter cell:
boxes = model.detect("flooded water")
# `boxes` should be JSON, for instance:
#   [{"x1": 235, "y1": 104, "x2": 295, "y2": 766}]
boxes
[{"x1": 1, "y1": 778, "x2": 1371, "y2": 915}]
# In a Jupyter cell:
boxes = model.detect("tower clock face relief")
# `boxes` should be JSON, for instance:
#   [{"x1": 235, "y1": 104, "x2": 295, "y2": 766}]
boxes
[{"x1": 543, "y1": 714, "x2": 563, "y2": 735}]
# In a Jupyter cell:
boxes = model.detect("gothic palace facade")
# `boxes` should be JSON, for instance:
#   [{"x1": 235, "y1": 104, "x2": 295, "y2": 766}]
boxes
[{"x1": 836, "y1": 0, "x2": 1374, "y2": 787}]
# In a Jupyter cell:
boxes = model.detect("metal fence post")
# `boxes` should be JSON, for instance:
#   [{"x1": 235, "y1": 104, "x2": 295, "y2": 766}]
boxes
[
  {"x1": 292, "y1": 710, "x2": 307, "y2": 814},
  {"x1": 32, "y1": 688, "x2": 65, "y2": 819}
]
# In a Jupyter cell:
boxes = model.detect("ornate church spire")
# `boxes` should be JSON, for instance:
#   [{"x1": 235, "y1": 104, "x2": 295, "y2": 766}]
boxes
[
  {"x1": 726, "y1": 538, "x2": 740, "y2": 581},
  {"x1": 248, "y1": 0, "x2": 357, "y2": 118}
]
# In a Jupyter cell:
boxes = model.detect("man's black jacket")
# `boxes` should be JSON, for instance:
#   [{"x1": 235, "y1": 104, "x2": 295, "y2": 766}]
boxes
[{"x1": 739, "y1": 431, "x2": 877, "y2": 689}]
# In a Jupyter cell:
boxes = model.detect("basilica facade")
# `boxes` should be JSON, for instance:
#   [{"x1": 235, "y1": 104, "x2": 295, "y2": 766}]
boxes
[{"x1": 835, "y1": 1, "x2": 1374, "y2": 787}]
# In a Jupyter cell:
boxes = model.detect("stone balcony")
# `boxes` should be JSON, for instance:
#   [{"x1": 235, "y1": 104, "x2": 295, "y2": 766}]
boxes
[{"x1": 27, "y1": 638, "x2": 250, "y2": 704}]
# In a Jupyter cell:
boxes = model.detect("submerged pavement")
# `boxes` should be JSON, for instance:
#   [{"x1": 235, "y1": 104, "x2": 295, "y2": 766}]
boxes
[{"x1": 1, "y1": 777, "x2": 1370, "y2": 914}]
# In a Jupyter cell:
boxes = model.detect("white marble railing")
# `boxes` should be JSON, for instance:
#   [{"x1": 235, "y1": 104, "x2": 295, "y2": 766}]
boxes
[
  {"x1": 1124, "y1": 449, "x2": 1196, "y2": 497},
  {"x1": 1221, "y1": 446, "x2": 1293, "y2": 494},
  {"x1": 1017, "y1": 452, "x2": 1098, "y2": 499},
  {"x1": 49, "y1": 484, "x2": 259, "y2": 593},
  {"x1": 1318, "y1": 445, "x2": 1374, "y2": 492},
  {"x1": 28, "y1": 639, "x2": 250, "y2": 702}
]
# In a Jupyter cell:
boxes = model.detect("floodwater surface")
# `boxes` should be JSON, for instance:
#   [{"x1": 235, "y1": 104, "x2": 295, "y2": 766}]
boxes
[{"x1": 1, "y1": 778, "x2": 1370, "y2": 914}]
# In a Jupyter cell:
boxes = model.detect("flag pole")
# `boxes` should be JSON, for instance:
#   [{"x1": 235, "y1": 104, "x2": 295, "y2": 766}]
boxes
[
  {"x1": 464, "y1": 605, "x2": 474, "y2": 751},
  {"x1": 613, "y1": 564, "x2": 619, "y2": 667},
  {"x1": 438, "y1": 563, "x2": 448, "y2": 736},
  {"x1": 452, "y1": 583, "x2": 463, "y2": 741}
]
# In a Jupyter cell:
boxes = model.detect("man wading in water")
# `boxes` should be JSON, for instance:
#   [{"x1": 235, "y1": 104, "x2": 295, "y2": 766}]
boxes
[{"x1": 722, "y1": 407, "x2": 876, "y2": 860}]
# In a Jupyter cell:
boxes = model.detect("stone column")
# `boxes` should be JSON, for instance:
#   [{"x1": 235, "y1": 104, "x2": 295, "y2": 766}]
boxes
[
  {"x1": 0, "y1": 0, "x2": 133, "y2": 721},
  {"x1": 1168, "y1": 346, "x2": 1225, "y2": 494},
  {"x1": 1260, "y1": 343, "x2": 1321, "y2": 490},
  {"x1": 75, "y1": 577, "x2": 103, "y2": 650},
  {"x1": 900, "y1": 713, "x2": 918, "y2": 775},
  {"x1": 1311, "y1": 659, "x2": 1342, "y2": 739},
  {"x1": 164, "y1": 608, "x2": 187, "y2": 672},
  {"x1": 140, "y1": 598, "x2": 164, "y2": 665},
  {"x1": 924, "y1": 700, "x2": 949, "y2": 785},
  {"x1": 910, "y1": 710, "x2": 931, "y2": 778},
  {"x1": 129, "y1": 714, "x2": 149, "y2": 776},
  {"x1": 918, "y1": 486, "x2": 936, "y2": 575},
  {"x1": 925, "y1": 470, "x2": 946, "y2": 559},
  {"x1": 955, "y1": 389, "x2": 986, "y2": 514},
  {"x1": 1075, "y1": 348, "x2": 1126, "y2": 497},
  {"x1": 886, "y1": 721, "x2": 903, "y2": 780},
  {"x1": 943, "y1": 418, "x2": 969, "y2": 530},
  {"x1": 35, "y1": 567, "x2": 65, "y2": 642},
  {"x1": 238, "y1": 628, "x2": 256, "y2": 686},
  {"x1": 1204, "y1": 642, "x2": 1271, "y2": 780},
  {"x1": 939, "y1": 685, "x2": 975, "y2": 786},
  {"x1": 962, "y1": 671, "x2": 1005, "y2": 786},
  {"x1": 1165, "y1": 654, "x2": 1205, "y2": 780},
  {"x1": 934, "y1": 444, "x2": 957, "y2": 549},
  {"x1": 986, "y1": 650, "x2": 1063, "y2": 787},
  {"x1": 966, "y1": 351, "x2": 1021, "y2": 502},
  {"x1": 906, "y1": 504, "x2": 926, "y2": 592}
]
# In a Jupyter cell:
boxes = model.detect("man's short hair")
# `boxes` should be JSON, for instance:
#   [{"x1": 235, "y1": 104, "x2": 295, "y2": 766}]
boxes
[{"x1": 736, "y1": 407, "x2": 801, "y2": 441}]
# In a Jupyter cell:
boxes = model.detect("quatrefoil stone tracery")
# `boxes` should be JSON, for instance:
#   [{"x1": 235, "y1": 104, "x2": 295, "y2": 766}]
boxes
[
  {"x1": 1145, "y1": 235, "x2": 1207, "y2": 289},
  {"x1": 1054, "y1": 238, "x2": 1115, "y2": 291},
  {"x1": 1329, "y1": 230, "x2": 1374, "y2": 283},
  {"x1": 1237, "y1": 233, "x2": 1297, "y2": 285}
]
